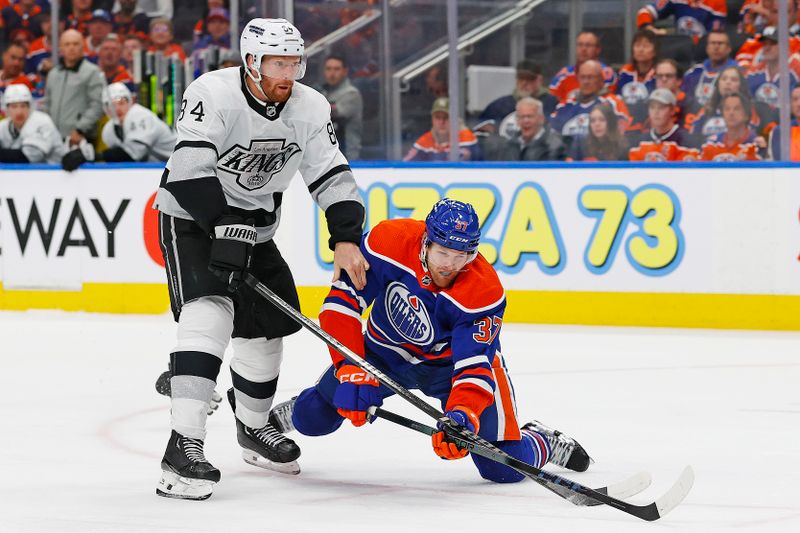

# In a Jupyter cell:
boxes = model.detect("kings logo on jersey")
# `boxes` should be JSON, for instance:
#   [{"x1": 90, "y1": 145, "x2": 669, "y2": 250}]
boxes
[
  {"x1": 217, "y1": 139, "x2": 302, "y2": 191},
  {"x1": 385, "y1": 282, "x2": 434, "y2": 345}
]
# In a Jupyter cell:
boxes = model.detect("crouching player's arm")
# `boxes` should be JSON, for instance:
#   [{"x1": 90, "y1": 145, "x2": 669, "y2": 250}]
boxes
[
  {"x1": 319, "y1": 237, "x2": 382, "y2": 427},
  {"x1": 432, "y1": 312, "x2": 503, "y2": 460}
]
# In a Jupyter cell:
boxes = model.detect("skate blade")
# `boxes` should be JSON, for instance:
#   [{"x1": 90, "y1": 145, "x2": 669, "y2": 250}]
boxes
[
  {"x1": 156, "y1": 469, "x2": 215, "y2": 500},
  {"x1": 242, "y1": 450, "x2": 301, "y2": 475}
]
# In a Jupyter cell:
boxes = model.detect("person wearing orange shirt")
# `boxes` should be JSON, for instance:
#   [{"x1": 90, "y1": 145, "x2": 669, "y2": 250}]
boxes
[
  {"x1": 147, "y1": 17, "x2": 187, "y2": 61},
  {"x1": 1, "y1": 42, "x2": 34, "y2": 99},
  {"x1": 700, "y1": 92, "x2": 765, "y2": 160},
  {"x1": 629, "y1": 89, "x2": 698, "y2": 161},
  {"x1": 404, "y1": 97, "x2": 480, "y2": 162},
  {"x1": 549, "y1": 31, "x2": 617, "y2": 104}
]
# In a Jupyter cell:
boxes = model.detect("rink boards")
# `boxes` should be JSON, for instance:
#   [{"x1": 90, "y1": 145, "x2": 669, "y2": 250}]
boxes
[{"x1": 1, "y1": 161, "x2": 799, "y2": 329}]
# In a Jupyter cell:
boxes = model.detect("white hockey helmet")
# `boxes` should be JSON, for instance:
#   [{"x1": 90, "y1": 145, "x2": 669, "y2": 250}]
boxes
[
  {"x1": 2, "y1": 83, "x2": 32, "y2": 110},
  {"x1": 102, "y1": 82, "x2": 133, "y2": 123},
  {"x1": 240, "y1": 18, "x2": 306, "y2": 81}
]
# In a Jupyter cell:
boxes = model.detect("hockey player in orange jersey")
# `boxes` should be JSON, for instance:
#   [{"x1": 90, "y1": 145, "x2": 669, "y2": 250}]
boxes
[{"x1": 267, "y1": 199, "x2": 593, "y2": 482}]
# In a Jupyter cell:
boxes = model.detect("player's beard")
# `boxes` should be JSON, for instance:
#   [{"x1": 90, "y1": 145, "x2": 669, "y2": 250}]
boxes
[{"x1": 261, "y1": 78, "x2": 294, "y2": 103}]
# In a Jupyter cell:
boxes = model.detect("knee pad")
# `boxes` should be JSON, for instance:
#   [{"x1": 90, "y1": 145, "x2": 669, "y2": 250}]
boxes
[
  {"x1": 230, "y1": 337, "x2": 283, "y2": 383},
  {"x1": 471, "y1": 439, "x2": 530, "y2": 483},
  {"x1": 292, "y1": 386, "x2": 344, "y2": 436},
  {"x1": 175, "y1": 296, "x2": 234, "y2": 357}
]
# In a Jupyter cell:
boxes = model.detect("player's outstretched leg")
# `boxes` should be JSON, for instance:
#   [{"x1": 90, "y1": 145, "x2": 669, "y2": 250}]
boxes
[
  {"x1": 522, "y1": 420, "x2": 592, "y2": 472},
  {"x1": 156, "y1": 430, "x2": 221, "y2": 500},
  {"x1": 227, "y1": 388, "x2": 301, "y2": 475}
]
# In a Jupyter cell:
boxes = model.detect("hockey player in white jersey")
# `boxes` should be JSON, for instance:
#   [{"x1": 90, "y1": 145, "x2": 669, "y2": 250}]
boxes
[
  {"x1": 0, "y1": 84, "x2": 65, "y2": 164},
  {"x1": 100, "y1": 83, "x2": 177, "y2": 162},
  {"x1": 153, "y1": 18, "x2": 368, "y2": 501}
]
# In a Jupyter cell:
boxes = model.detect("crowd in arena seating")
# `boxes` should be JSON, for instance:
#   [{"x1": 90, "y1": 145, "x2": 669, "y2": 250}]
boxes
[
  {"x1": 1, "y1": 0, "x2": 800, "y2": 163},
  {"x1": 409, "y1": 0, "x2": 800, "y2": 162}
]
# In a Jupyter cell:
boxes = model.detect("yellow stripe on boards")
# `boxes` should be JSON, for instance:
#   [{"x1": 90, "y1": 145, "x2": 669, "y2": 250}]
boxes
[
  {"x1": 504, "y1": 291, "x2": 800, "y2": 331},
  {"x1": 0, "y1": 283, "x2": 170, "y2": 314},
  {"x1": 3, "y1": 283, "x2": 800, "y2": 331}
]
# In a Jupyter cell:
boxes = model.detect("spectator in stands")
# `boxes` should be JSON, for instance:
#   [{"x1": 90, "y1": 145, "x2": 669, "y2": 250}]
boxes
[
  {"x1": 65, "y1": 0, "x2": 94, "y2": 35},
  {"x1": 629, "y1": 89, "x2": 698, "y2": 161},
  {"x1": 550, "y1": 31, "x2": 617, "y2": 104},
  {"x1": 682, "y1": 29, "x2": 737, "y2": 113},
  {"x1": 568, "y1": 103, "x2": 629, "y2": 161},
  {"x1": 194, "y1": 7, "x2": 231, "y2": 52},
  {"x1": 25, "y1": 8, "x2": 54, "y2": 79},
  {"x1": 746, "y1": 26, "x2": 798, "y2": 112},
  {"x1": 320, "y1": 54, "x2": 362, "y2": 161},
  {"x1": 768, "y1": 85, "x2": 800, "y2": 160},
  {"x1": 477, "y1": 59, "x2": 558, "y2": 137},
  {"x1": 147, "y1": 18, "x2": 185, "y2": 61},
  {"x1": 403, "y1": 97, "x2": 480, "y2": 162},
  {"x1": 689, "y1": 66, "x2": 768, "y2": 143},
  {"x1": 0, "y1": 84, "x2": 65, "y2": 163},
  {"x1": 98, "y1": 35, "x2": 134, "y2": 91},
  {"x1": 193, "y1": 0, "x2": 227, "y2": 45},
  {"x1": 98, "y1": 82, "x2": 175, "y2": 161},
  {"x1": 550, "y1": 60, "x2": 632, "y2": 147},
  {"x1": 1, "y1": 0, "x2": 43, "y2": 42},
  {"x1": 616, "y1": 29, "x2": 658, "y2": 135},
  {"x1": 191, "y1": 7, "x2": 231, "y2": 75},
  {"x1": 654, "y1": 59, "x2": 689, "y2": 127},
  {"x1": 700, "y1": 92, "x2": 765, "y2": 160},
  {"x1": 1, "y1": 42, "x2": 33, "y2": 96},
  {"x1": 86, "y1": 10, "x2": 115, "y2": 63},
  {"x1": 43, "y1": 29, "x2": 105, "y2": 143},
  {"x1": 113, "y1": 0, "x2": 150, "y2": 39},
  {"x1": 637, "y1": 0, "x2": 726, "y2": 43},
  {"x1": 121, "y1": 33, "x2": 144, "y2": 69},
  {"x1": 490, "y1": 97, "x2": 566, "y2": 161},
  {"x1": 737, "y1": 2, "x2": 800, "y2": 69}
]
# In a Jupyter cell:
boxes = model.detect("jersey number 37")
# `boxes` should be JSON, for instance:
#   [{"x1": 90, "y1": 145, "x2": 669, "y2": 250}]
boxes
[{"x1": 473, "y1": 316, "x2": 502, "y2": 344}]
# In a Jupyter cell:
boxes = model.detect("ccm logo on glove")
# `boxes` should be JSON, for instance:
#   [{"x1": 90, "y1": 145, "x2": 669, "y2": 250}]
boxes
[{"x1": 338, "y1": 370, "x2": 378, "y2": 385}]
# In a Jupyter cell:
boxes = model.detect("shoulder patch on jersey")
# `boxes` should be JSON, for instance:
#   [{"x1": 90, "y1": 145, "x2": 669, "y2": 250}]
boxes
[
  {"x1": 287, "y1": 83, "x2": 332, "y2": 126},
  {"x1": 364, "y1": 219, "x2": 426, "y2": 277},
  {"x1": 441, "y1": 254, "x2": 505, "y2": 314}
]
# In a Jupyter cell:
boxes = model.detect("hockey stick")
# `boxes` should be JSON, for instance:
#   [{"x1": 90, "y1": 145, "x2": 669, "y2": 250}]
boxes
[
  {"x1": 369, "y1": 406, "x2": 652, "y2": 502},
  {"x1": 244, "y1": 273, "x2": 694, "y2": 521}
]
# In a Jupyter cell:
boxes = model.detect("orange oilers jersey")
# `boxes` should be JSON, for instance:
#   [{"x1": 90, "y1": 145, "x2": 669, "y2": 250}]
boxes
[
  {"x1": 700, "y1": 130, "x2": 762, "y2": 161},
  {"x1": 319, "y1": 219, "x2": 506, "y2": 417},
  {"x1": 549, "y1": 63, "x2": 617, "y2": 104}
]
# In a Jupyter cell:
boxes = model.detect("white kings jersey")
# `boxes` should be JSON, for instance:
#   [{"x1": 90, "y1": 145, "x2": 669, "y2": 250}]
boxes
[
  {"x1": 0, "y1": 110, "x2": 65, "y2": 163},
  {"x1": 154, "y1": 66, "x2": 363, "y2": 244},
  {"x1": 101, "y1": 103, "x2": 177, "y2": 162}
]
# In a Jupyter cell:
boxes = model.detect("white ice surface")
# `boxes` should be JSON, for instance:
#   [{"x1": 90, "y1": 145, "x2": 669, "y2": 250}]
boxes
[{"x1": 2, "y1": 311, "x2": 799, "y2": 532}]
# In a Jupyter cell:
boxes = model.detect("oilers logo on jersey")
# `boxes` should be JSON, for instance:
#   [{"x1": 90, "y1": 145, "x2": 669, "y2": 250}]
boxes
[
  {"x1": 217, "y1": 139, "x2": 302, "y2": 191},
  {"x1": 386, "y1": 282, "x2": 434, "y2": 344},
  {"x1": 621, "y1": 81, "x2": 650, "y2": 105}
]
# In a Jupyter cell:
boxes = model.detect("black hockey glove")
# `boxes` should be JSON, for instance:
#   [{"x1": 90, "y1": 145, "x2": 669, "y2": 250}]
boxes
[
  {"x1": 209, "y1": 215, "x2": 256, "y2": 292},
  {"x1": 61, "y1": 148, "x2": 87, "y2": 171}
]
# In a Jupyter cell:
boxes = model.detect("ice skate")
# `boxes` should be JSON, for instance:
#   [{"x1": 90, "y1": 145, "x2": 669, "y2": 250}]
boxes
[
  {"x1": 268, "y1": 397, "x2": 297, "y2": 433},
  {"x1": 156, "y1": 430, "x2": 221, "y2": 500},
  {"x1": 155, "y1": 364, "x2": 221, "y2": 415},
  {"x1": 522, "y1": 420, "x2": 593, "y2": 472},
  {"x1": 227, "y1": 389, "x2": 301, "y2": 475}
]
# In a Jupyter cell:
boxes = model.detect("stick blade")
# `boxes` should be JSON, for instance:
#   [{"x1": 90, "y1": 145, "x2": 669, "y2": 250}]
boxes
[
  {"x1": 600, "y1": 471, "x2": 652, "y2": 500},
  {"x1": 654, "y1": 465, "x2": 695, "y2": 519}
]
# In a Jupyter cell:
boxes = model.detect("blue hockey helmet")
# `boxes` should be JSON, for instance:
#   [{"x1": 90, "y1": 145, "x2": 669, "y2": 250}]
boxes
[{"x1": 424, "y1": 198, "x2": 481, "y2": 254}]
